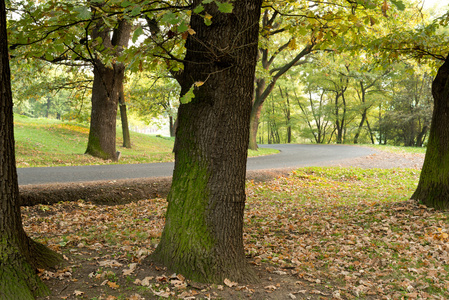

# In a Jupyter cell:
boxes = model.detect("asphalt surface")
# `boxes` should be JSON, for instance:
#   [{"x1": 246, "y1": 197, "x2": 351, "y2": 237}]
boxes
[{"x1": 17, "y1": 144, "x2": 376, "y2": 186}]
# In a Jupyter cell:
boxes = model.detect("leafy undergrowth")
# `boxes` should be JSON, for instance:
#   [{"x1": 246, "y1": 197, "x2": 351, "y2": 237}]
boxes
[{"x1": 22, "y1": 167, "x2": 449, "y2": 299}]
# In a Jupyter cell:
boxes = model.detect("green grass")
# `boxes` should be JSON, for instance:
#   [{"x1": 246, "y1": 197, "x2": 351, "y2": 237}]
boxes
[
  {"x1": 14, "y1": 115, "x2": 278, "y2": 167},
  {"x1": 362, "y1": 143, "x2": 427, "y2": 154}
]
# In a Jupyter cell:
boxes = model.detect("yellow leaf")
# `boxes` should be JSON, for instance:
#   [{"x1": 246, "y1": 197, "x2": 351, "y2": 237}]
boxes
[
  {"x1": 107, "y1": 281, "x2": 120, "y2": 289},
  {"x1": 288, "y1": 38, "x2": 297, "y2": 50},
  {"x1": 205, "y1": 13, "x2": 212, "y2": 20},
  {"x1": 194, "y1": 81, "x2": 204, "y2": 87},
  {"x1": 187, "y1": 27, "x2": 196, "y2": 35}
]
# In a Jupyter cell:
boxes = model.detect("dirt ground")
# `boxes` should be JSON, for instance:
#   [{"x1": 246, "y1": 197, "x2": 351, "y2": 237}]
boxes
[{"x1": 23, "y1": 150, "x2": 425, "y2": 300}]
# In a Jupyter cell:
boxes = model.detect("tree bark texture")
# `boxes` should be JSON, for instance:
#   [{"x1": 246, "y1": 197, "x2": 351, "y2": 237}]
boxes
[
  {"x1": 152, "y1": 0, "x2": 262, "y2": 283},
  {"x1": 0, "y1": 1, "x2": 61, "y2": 298},
  {"x1": 85, "y1": 19, "x2": 131, "y2": 160},
  {"x1": 411, "y1": 55, "x2": 449, "y2": 209}
]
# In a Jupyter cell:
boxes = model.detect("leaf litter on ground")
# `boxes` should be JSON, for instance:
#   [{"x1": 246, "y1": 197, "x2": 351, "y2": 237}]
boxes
[{"x1": 22, "y1": 167, "x2": 449, "y2": 299}]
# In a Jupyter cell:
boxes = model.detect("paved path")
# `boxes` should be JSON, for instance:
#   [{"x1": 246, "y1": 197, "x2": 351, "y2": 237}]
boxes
[{"x1": 17, "y1": 144, "x2": 376, "y2": 185}]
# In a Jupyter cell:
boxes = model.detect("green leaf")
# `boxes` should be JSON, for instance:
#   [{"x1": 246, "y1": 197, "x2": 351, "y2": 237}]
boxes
[
  {"x1": 177, "y1": 22, "x2": 189, "y2": 33},
  {"x1": 203, "y1": 0, "x2": 213, "y2": 3},
  {"x1": 102, "y1": 16, "x2": 113, "y2": 28},
  {"x1": 45, "y1": 53, "x2": 53, "y2": 61},
  {"x1": 193, "y1": 4, "x2": 205, "y2": 14},
  {"x1": 180, "y1": 85, "x2": 195, "y2": 104},
  {"x1": 74, "y1": 7, "x2": 91, "y2": 19},
  {"x1": 53, "y1": 43, "x2": 66, "y2": 53},
  {"x1": 390, "y1": 0, "x2": 406, "y2": 10},
  {"x1": 204, "y1": 13, "x2": 212, "y2": 26},
  {"x1": 132, "y1": 25, "x2": 144, "y2": 43},
  {"x1": 131, "y1": 6, "x2": 142, "y2": 16},
  {"x1": 121, "y1": 1, "x2": 133, "y2": 7},
  {"x1": 161, "y1": 11, "x2": 179, "y2": 25},
  {"x1": 215, "y1": 1, "x2": 233, "y2": 13}
]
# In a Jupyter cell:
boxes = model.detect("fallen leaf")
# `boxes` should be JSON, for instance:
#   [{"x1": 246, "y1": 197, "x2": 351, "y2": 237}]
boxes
[
  {"x1": 107, "y1": 281, "x2": 119, "y2": 289},
  {"x1": 122, "y1": 263, "x2": 138, "y2": 276},
  {"x1": 224, "y1": 278, "x2": 238, "y2": 287}
]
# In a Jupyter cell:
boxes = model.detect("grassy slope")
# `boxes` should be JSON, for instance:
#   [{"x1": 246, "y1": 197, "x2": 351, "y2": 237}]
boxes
[{"x1": 14, "y1": 115, "x2": 278, "y2": 168}]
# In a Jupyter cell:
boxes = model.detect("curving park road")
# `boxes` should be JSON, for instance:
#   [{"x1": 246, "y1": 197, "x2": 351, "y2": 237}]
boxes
[{"x1": 17, "y1": 144, "x2": 377, "y2": 186}]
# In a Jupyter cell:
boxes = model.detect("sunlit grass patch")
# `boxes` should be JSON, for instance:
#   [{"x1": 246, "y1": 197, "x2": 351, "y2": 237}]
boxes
[
  {"x1": 14, "y1": 115, "x2": 278, "y2": 167},
  {"x1": 363, "y1": 144, "x2": 427, "y2": 154}
]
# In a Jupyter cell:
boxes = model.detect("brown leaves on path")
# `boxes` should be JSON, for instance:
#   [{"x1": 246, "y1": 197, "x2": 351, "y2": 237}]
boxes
[{"x1": 22, "y1": 167, "x2": 449, "y2": 299}]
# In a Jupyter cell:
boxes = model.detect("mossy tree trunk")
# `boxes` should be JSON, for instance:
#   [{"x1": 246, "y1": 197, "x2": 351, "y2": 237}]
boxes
[
  {"x1": 85, "y1": 19, "x2": 131, "y2": 160},
  {"x1": 0, "y1": 1, "x2": 61, "y2": 298},
  {"x1": 411, "y1": 55, "x2": 449, "y2": 209},
  {"x1": 152, "y1": 0, "x2": 262, "y2": 283}
]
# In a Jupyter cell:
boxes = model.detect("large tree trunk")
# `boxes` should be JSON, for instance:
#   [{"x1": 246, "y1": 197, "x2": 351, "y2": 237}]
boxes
[
  {"x1": 152, "y1": 0, "x2": 262, "y2": 283},
  {"x1": 85, "y1": 19, "x2": 131, "y2": 160},
  {"x1": 0, "y1": 1, "x2": 61, "y2": 298},
  {"x1": 411, "y1": 55, "x2": 449, "y2": 209}
]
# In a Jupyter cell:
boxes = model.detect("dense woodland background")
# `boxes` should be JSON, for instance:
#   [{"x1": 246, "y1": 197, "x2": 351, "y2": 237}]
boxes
[{"x1": 8, "y1": 0, "x2": 446, "y2": 149}]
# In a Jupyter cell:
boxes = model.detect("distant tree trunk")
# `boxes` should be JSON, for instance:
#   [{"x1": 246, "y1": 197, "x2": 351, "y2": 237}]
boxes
[
  {"x1": 45, "y1": 96, "x2": 50, "y2": 118},
  {"x1": 0, "y1": 1, "x2": 61, "y2": 297},
  {"x1": 335, "y1": 91, "x2": 347, "y2": 144},
  {"x1": 366, "y1": 118, "x2": 375, "y2": 144},
  {"x1": 85, "y1": 19, "x2": 131, "y2": 160},
  {"x1": 169, "y1": 116, "x2": 176, "y2": 137},
  {"x1": 353, "y1": 109, "x2": 367, "y2": 144},
  {"x1": 416, "y1": 125, "x2": 428, "y2": 147},
  {"x1": 412, "y1": 55, "x2": 449, "y2": 209},
  {"x1": 118, "y1": 84, "x2": 131, "y2": 148},
  {"x1": 279, "y1": 86, "x2": 292, "y2": 143},
  {"x1": 248, "y1": 43, "x2": 314, "y2": 150},
  {"x1": 152, "y1": 0, "x2": 262, "y2": 283},
  {"x1": 249, "y1": 79, "x2": 264, "y2": 150}
]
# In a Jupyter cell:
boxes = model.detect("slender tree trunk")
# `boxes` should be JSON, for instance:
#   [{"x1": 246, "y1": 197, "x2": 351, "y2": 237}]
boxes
[
  {"x1": 416, "y1": 125, "x2": 428, "y2": 147},
  {"x1": 412, "y1": 55, "x2": 449, "y2": 209},
  {"x1": 366, "y1": 118, "x2": 375, "y2": 144},
  {"x1": 249, "y1": 79, "x2": 265, "y2": 150},
  {"x1": 118, "y1": 84, "x2": 131, "y2": 149},
  {"x1": 249, "y1": 103, "x2": 262, "y2": 149},
  {"x1": 85, "y1": 19, "x2": 131, "y2": 160},
  {"x1": 169, "y1": 116, "x2": 175, "y2": 137},
  {"x1": 353, "y1": 110, "x2": 367, "y2": 144},
  {"x1": 0, "y1": 2, "x2": 61, "y2": 298},
  {"x1": 152, "y1": 0, "x2": 262, "y2": 283}
]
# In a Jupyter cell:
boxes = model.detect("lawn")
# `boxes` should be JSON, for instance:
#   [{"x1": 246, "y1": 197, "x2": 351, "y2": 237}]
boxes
[{"x1": 14, "y1": 115, "x2": 278, "y2": 167}]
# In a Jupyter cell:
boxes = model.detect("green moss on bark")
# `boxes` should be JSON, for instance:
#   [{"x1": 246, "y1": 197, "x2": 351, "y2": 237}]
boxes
[
  {"x1": 85, "y1": 134, "x2": 114, "y2": 160},
  {"x1": 152, "y1": 154, "x2": 217, "y2": 282},
  {"x1": 0, "y1": 238, "x2": 52, "y2": 299}
]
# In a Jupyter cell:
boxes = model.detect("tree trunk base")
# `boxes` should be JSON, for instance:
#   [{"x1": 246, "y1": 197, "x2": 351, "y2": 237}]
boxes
[
  {"x1": 411, "y1": 186, "x2": 449, "y2": 210},
  {"x1": 0, "y1": 237, "x2": 61, "y2": 299},
  {"x1": 151, "y1": 250, "x2": 258, "y2": 284}
]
